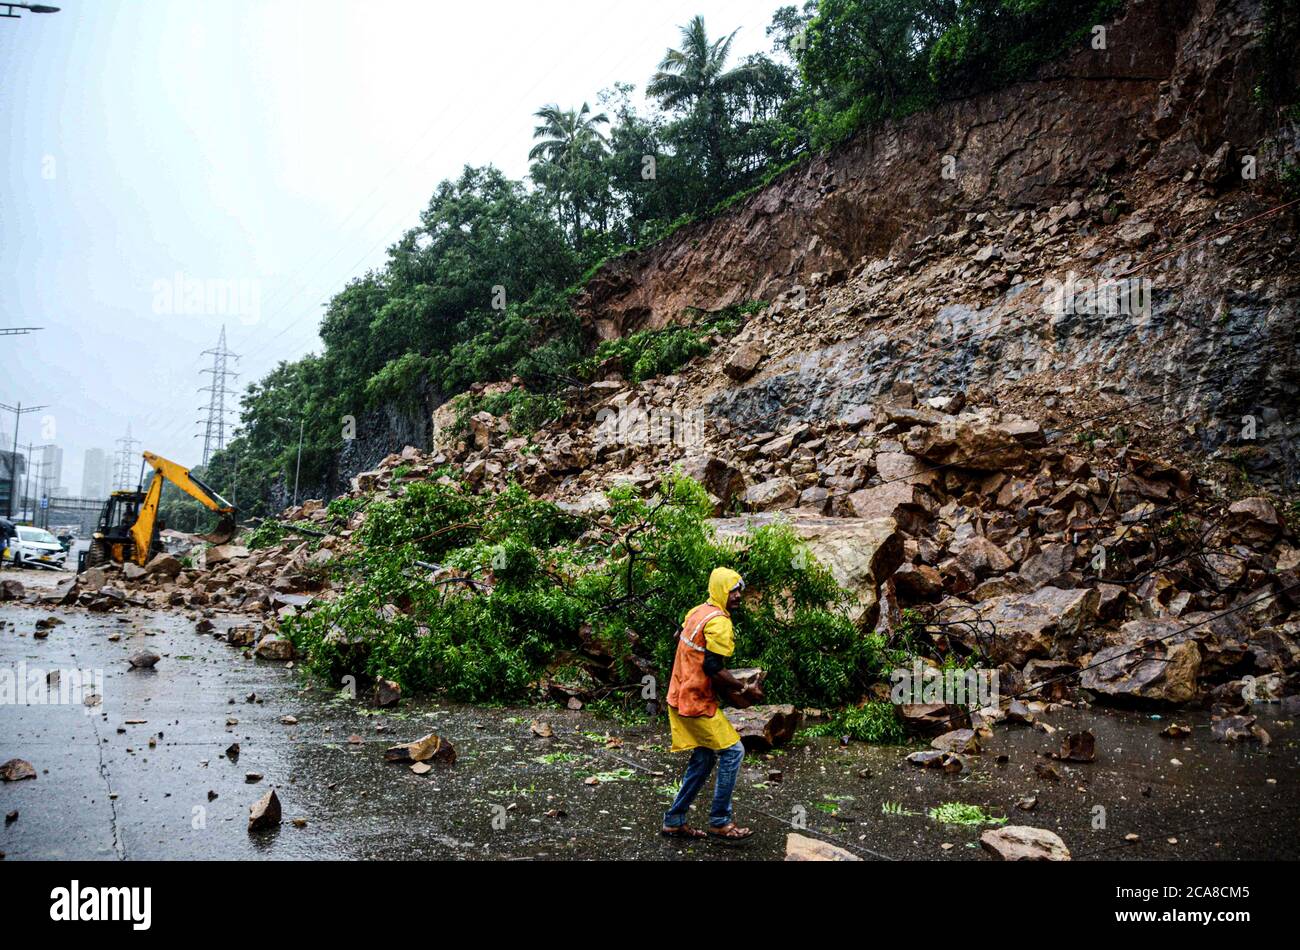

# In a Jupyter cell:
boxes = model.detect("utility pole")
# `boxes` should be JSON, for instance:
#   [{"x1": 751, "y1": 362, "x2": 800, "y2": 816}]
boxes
[
  {"x1": 113, "y1": 424, "x2": 141, "y2": 490},
  {"x1": 293, "y1": 417, "x2": 304, "y2": 507},
  {"x1": 20, "y1": 442, "x2": 45, "y2": 523},
  {"x1": 1, "y1": 401, "x2": 46, "y2": 517},
  {"x1": 277, "y1": 415, "x2": 305, "y2": 507},
  {"x1": 198, "y1": 325, "x2": 240, "y2": 466}
]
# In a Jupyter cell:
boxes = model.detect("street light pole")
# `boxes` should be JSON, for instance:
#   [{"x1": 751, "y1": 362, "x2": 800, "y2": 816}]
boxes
[
  {"x1": 21, "y1": 442, "x2": 37, "y2": 522},
  {"x1": 0, "y1": 4, "x2": 61, "y2": 20}
]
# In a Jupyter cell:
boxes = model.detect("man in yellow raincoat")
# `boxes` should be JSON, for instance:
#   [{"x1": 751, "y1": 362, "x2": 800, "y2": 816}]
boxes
[{"x1": 661, "y1": 567, "x2": 763, "y2": 841}]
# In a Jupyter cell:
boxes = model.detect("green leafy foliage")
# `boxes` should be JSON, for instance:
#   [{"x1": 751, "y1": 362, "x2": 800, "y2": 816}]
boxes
[
  {"x1": 581, "y1": 306, "x2": 755, "y2": 384},
  {"x1": 801, "y1": 701, "x2": 905, "y2": 743},
  {"x1": 927, "y1": 802, "x2": 1008, "y2": 826},
  {"x1": 244, "y1": 519, "x2": 290, "y2": 550},
  {"x1": 283, "y1": 474, "x2": 889, "y2": 709},
  {"x1": 797, "y1": 0, "x2": 1126, "y2": 149},
  {"x1": 452, "y1": 388, "x2": 566, "y2": 439}
]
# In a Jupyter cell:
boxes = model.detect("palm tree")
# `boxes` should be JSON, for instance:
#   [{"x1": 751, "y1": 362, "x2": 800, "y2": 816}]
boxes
[
  {"x1": 647, "y1": 16, "x2": 755, "y2": 193},
  {"x1": 529, "y1": 102, "x2": 610, "y2": 246},
  {"x1": 528, "y1": 102, "x2": 609, "y2": 165}
]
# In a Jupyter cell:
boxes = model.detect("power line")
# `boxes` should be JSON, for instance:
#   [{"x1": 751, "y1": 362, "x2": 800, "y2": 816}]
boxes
[{"x1": 197, "y1": 325, "x2": 241, "y2": 466}]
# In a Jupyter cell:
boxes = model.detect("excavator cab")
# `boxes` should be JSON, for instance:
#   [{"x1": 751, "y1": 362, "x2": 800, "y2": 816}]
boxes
[
  {"x1": 83, "y1": 452, "x2": 237, "y2": 569},
  {"x1": 90, "y1": 490, "x2": 148, "y2": 566}
]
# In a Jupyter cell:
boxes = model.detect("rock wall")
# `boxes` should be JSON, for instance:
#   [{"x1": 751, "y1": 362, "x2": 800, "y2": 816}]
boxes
[
  {"x1": 578, "y1": 0, "x2": 1298, "y2": 484},
  {"x1": 578, "y1": 0, "x2": 1281, "y2": 339}
]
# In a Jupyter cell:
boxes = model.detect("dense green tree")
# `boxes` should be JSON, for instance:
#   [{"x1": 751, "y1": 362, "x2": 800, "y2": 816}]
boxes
[
  {"x1": 529, "y1": 103, "x2": 611, "y2": 248},
  {"x1": 648, "y1": 16, "x2": 763, "y2": 198}
]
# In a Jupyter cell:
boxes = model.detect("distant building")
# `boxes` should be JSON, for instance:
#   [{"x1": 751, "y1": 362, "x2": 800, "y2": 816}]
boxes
[
  {"x1": 38, "y1": 445, "x2": 64, "y2": 501},
  {"x1": 81, "y1": 448, "x2": 113, "y2": 499},
  {"x1": 0, "y1": 449, "x2": 26, "y2": 517}
]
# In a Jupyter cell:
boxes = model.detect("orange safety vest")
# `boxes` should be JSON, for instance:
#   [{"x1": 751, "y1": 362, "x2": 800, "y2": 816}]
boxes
[{"x1": 666, "y1": 603, "x2": 725, "y2": 718}]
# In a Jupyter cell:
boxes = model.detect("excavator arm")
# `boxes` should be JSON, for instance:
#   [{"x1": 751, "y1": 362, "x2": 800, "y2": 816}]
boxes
[{"x1": 128, "y1": 452, "x2": 237, "y2": 565}]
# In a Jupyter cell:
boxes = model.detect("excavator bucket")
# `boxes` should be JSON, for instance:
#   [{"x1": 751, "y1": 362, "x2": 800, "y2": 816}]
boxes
[{"x1": 199, "y1": 513, "x2": 237, "y2": 546}]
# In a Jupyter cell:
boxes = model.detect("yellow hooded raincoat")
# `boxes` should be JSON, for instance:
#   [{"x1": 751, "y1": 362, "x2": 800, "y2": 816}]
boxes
[{"x1": 666, "y1": 568, "x2": 744, "y2": 752}]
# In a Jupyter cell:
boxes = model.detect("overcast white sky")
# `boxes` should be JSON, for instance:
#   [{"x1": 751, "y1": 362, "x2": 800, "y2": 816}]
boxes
[{"x1": 1, "y1": 0, "x2": 782, "y2": 493}]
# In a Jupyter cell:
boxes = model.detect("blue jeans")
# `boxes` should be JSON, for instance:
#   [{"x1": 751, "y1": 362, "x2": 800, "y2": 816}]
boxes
[{"x1": 663, "y1": 741, "x2": 746, "y2": 829}]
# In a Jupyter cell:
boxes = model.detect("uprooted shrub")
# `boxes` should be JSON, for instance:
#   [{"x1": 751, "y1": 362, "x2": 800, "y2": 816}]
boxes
[{"x1": 283, "y1": 471, "x2": 890, "y2": 708}]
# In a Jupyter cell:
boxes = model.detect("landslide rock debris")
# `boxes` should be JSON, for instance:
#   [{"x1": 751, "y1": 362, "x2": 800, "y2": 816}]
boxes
[{"x1": 248, "y1": 789, "x2": 282, "y2": 832}]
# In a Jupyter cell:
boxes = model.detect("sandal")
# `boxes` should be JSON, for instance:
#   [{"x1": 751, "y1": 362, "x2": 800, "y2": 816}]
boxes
[
  {"x1": 707, "y1": 822, "x2": 753, "y2": 841},
  {"x1": 661, "y1": 824, "x2": 708, "y2": 839}
]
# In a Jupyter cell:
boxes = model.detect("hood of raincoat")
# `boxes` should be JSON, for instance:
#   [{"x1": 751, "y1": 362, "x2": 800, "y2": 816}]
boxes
[{"x1": 707, "y1": 567, "x2": 744, "y2": 614}]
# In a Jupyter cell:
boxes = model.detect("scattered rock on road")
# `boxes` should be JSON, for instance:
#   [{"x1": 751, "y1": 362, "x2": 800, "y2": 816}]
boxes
[
  {"x1": 785, "y1": 832, "x2": 861, "y2": 861},
  {"x1": 385, "y1": 732, "x2": 457, "y2": 765},
  {"x1": 1, "y1": 759, "x2": 37, "y2": 782},
  {"x1": 373, "y1": 679, "x2": 401, "y2": 708},
  {"x1": 248, "y1": 789, "x2": 281, "y2": 832},
  {"x1": 729, "y1": 704, "x2": 801, "y2": 752},
  {"x1": 980, "y1": 825, "x2": 1071, "y2": 861}
]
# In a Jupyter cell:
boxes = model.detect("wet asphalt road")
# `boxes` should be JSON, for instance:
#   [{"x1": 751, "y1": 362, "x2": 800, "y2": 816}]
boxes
[{"x1": 2, "y1": 578, "x2": 1298, "y2": 861}]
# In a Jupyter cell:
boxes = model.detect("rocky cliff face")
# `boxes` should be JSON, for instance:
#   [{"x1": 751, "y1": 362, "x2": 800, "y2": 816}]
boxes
[
  {"x1": 578, "y1": 0, "x2": 1298, "y2": 479},
  {"x1": 582, "y1": 0, "x2": 1276, "y2": 336}
]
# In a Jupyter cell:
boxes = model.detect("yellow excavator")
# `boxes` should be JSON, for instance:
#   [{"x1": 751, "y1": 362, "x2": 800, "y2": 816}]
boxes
[{"x1": 84, "y1": 451, "x2": 237, "y2": 569}]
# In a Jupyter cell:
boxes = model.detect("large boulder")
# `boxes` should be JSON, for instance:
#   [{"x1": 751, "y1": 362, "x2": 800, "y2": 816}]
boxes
[
  {"x1": 1019, "y1": 543, "x2": 1076, "y2": 588},
  {"x1": 950, "y1": 535, "x2": 1014, "y2": 578},
  {"x1": 1080, "y1": 635, "x2": 1201, "y2": 705},
  {"x1": 723, "y1": 341, "x2": 767, "y2": 381},
  {"x1": 874, "y1": 451, "x2": 940, "y2": 489},
  {"x1": 1228, "y1": 497, "x2": 1281, "y2": 544},
  {"x1": 903, "y1": 416, "x2": 1029, "y2": 471},
  {"x1": 970, "y1": 586, "x2": 1099, "y2": 666},
  {"x1": 786, "y1": 832, "x2": 861, "y2": 861},
  {"x1": 206, "y1": 545, "x2": 250, "y2": 567},
  {"x1": 899, "y1": 703, "x2": 968, "y2": 736},
  {"x1": 144, "y1": 553, "x2": 183, "y2": 578},
  {"x1": 744, "y1": 478, "x2": 799, "y2": 512},
  {"x1": 430, "y1": 397, "x2": 461, "y2": 451},
  {"x1": 893, "y1": 562, "x2": 945, "y2": 602},
  {"x1": 468, "y1": 411, "x2": 496, "y2": 451},
  {"x1": 844, "y1": 482, "x2": 934, "y2": 531},
  {"x1": 253, "y1": 635, "x2": 294, "y2": 661},
  {"x1": 729, "y1": 705, "x2": 801, "y2": 752},
  {"x1": 710, "y1": 515, "x2": 904, "y2": 625},
  {"x1": 980, "y1": 826, "x2": 1071, "y2": 861},
  {"x1": 676, "y1": 455, "x2": 746, "y2": 511},
  {"x1": 79, "y1": 566, "x2": 109, "y2": 590}
]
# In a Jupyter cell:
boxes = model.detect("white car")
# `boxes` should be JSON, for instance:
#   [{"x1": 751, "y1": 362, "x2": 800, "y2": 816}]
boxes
[{"x1": 7, "y1": 526, "x2": 68, "y2": 569}]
